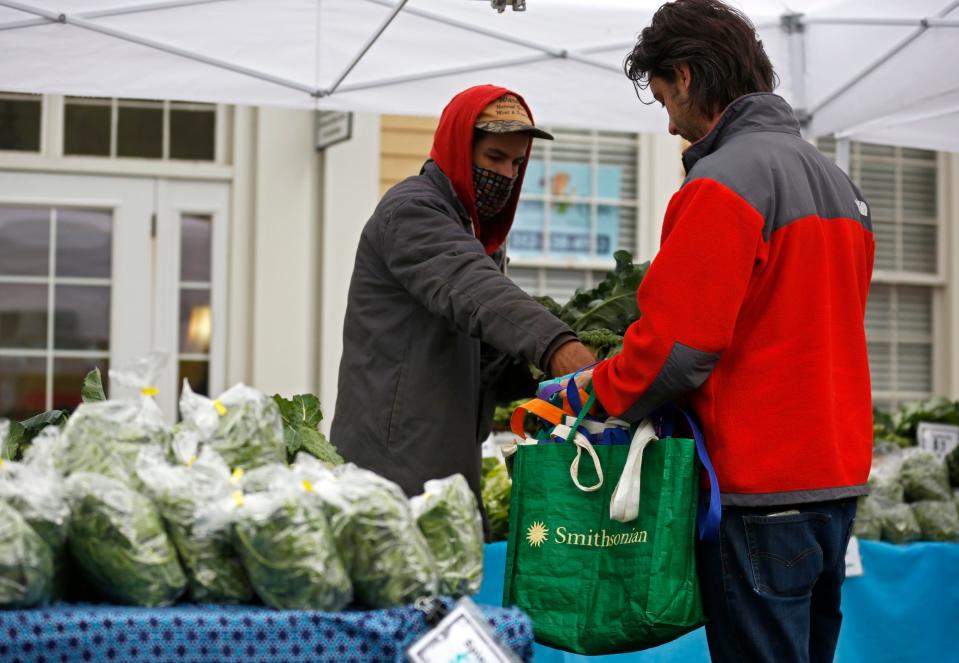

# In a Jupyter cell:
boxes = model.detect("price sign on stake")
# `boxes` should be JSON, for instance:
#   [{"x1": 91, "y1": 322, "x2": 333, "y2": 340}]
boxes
[
  {"x1": 845, "y1": 535, "x2": 864, "y2": 578},
  {"x1": 407, "y1": 597, "x2": 521, "y2": 663},
  {"x1": 916, "y1": 422, "x2": 959, "y2": 461}
]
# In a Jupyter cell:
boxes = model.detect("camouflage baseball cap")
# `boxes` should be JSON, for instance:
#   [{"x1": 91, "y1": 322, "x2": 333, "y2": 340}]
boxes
[{"x1": 474, "y1": 94, "x2": 554, "y2": 140}]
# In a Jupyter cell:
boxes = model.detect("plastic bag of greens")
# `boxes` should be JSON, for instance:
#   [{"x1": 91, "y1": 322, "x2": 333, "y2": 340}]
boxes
[
  {"x1": 910, "y1": 500, "x2": 959, "y2": 542},
  {"x1": 853, "y1": 496, "x2": 882, "y2": 541},
  {"x1": 481, "y1": 457, "x2": 512, "y2": 541},
  {"x1": 56, "y1": 352, "x2": 171, "y2": 481},
  {"x1": 136, "y1": 447, "x2": 254, "y2": 603},
  {"x1": 231, "y1": 464, "x2": 351, "y2": 611},
  {"x1": 179, "y1": 381, "x2": 285, "y2": 470},
  {"x1": 66, "y1": 472, "x2": 186, "y2": 606},
  {"x1": 878, "y1": 498, "x2": 921, "y2": 544},
  {"x1": 410, "y1": 474, "x2": 484, "y2": 597},
  {"x1": 900, "y1": 448, "x2": 951, "y2": 502},
  {"x1": 868, "y1": 448, "x2": 905, "y2": 502},
  {"x1": 0, "y1": 500, "x2": 54, "y2": 608},
  {"x1": 296, "y1": 458, "x2": 438, "y2": 608},
  {"x1": 0, "y1": 458, "x2": 70, "y2": 556},
  {"x1": 0, "y1": 420, "x2": 10, "y2": 461}
]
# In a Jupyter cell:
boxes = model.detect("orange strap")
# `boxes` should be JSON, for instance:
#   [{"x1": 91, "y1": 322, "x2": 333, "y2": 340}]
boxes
[{"x1": 510, "y1": 398, "x2": 567, "y2": 439}]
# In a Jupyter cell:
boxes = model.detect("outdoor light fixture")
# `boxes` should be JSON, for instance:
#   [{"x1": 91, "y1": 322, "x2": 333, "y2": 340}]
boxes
[{"x1": 490, "y1": 0, "x2": 526, "y2": 13}]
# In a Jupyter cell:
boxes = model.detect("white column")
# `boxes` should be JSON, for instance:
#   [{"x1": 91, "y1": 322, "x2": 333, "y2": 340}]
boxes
[
  {"x1": 943, "y1": 153, "x2": 959, "y2": 398},
  {"x1": 317, "y1": 113, "x2": 381, "y2": 436},
  {"x1": 226, "y1": 106, "x2": 255, "y2": 387},
  {"x1": 249, "y1": 107, "x2": 321, "y2": 396},
  {"x1": 637, "y1": 133, "x2": 683, "y2": 263}
]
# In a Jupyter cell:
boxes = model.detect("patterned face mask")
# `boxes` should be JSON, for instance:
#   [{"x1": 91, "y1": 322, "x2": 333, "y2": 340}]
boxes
[{"x1": 473, "y1": 164, "x2": 516, "y2": 220}]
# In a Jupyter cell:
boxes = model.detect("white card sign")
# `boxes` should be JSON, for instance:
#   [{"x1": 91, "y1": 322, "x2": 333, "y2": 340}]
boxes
[
  {"x1": 916, "y1": 422, "x2": 959, "y2": 461},
  {"x1": 845, "y1": 535, "x2": 864, "y2": 578},
  {"x1": 315, "y1": 111, "x2": 352, "y2": 151},
  {"x1": 407, "y1": 598, "x2": 521, "y2": 663}
]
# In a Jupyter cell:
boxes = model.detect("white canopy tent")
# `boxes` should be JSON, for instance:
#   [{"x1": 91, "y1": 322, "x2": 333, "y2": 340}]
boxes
[{"x1": 0, "y1": 0, "x2": 957, "y2": 152}]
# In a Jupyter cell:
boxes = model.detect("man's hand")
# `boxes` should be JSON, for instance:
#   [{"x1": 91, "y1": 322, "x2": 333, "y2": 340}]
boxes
[{"x1": 549, "y1": 340, "x2": 597, "y2": 378}]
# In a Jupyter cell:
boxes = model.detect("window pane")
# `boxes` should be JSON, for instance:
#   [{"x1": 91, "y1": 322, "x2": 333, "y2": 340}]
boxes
[
  {"x1": 549, "y1": 203, "x2": 591, "y2": 256},
  {"x1": 543, "y1": 269, "x2": 589, "y2": 303},
  {"x1": 897, "y1": 286, "x2": 932, "y2": 337},
  {"x1": 509, "y1": 200, "x2": 545, "y2": 257},
  {"x1": 52, "y1": 357, "x2": 109, "y2": 413},
  {"x1": 900, "y1": 223, "x2": 936, "y2": 274},
  {"x1": 117, "y1": 99, "x2": 162, "y2": 158},
  {"x1": 0, "y1": 205, "x2": 49, "y2": 276},
  {"x1": 897, "y1": 343, "x2": 932, "y2": 393},
  {"x1": 169, "y1": 103, "x2": 215, "y2": 161},
  {"x1": 858, "y1": 161, "x2": 895, "y2": 219},
  {"x1": 179, "y1": 360, "x2": 209, "y2": 396},
  {"x1": 0, "y1": 93, "x2": 41, "y2": 152},
  {"x1": 859, "y1": 143, "x2": 895, "y2": 159},
  {"x1": 0, "y1": 284, "x2": 48, "y2": 348},
  {"x1": 901, "y1": 164, "x2": 937, "y2": 219},
  {"x1": 871, "y1": 220, "x2": 896, "y2": 271},
  {"x1": 180, "y1": 288, "x2": 211, "y2": 354},
  {"x1": 867, "y1": 341, "x2": 892, "y2": 393},
  {"x1": 0, "y1": 356, "x2": 47, "y2": 420},
  {"x1": 508, "y1": 266, "x2": 539, "y2": 296},
  {"x1": 64, "y1": 99, "x2": 111, "y2": 157},
  {"x1": 181, "y1": 214, "x2": 212, "y2": 282},
  {"x1": 864, "y1": 283, "x2": 891, "y2": 339},
  {"x1": 549, "y1": 161, "x2": 592, "y2": 198},
  {"x1": 56, "y1": 208, "x2": 112, "y2": 279},
  {"x1": 54, "y1": 285, "x2": 110, "y2": 351}
]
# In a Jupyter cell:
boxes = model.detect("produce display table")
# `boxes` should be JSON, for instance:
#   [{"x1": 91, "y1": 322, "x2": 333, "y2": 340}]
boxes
[
  {"x1": 478, "y1": 539, "x2": 959, "y2": 663},
  {"x1": 0, "y1": 600, "x2": 534, "y2": 663}
]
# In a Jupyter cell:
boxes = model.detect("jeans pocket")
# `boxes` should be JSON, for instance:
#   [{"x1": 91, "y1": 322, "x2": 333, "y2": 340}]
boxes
[{"x1": 743, "y1": 512, "x2": 829, "y2": 598}]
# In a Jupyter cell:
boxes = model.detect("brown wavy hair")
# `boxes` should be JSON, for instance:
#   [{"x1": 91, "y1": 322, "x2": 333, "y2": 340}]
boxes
[{"x1": 624, "y1": 0, "x2": 776, "y2": 117}]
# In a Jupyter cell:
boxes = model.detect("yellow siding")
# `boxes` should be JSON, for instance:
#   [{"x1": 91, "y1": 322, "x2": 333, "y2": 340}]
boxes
[{"x1": 379, "y1": 114, "x2": 438, "y2": 196}]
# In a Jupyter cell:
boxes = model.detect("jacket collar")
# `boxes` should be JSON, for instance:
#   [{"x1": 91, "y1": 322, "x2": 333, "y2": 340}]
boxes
[
  {"x1": 422, "y1": 159, "x2": 473, "y2": 228},
  {"x1": 682, "y1": 93, "x2": 801, "y2": 173}
]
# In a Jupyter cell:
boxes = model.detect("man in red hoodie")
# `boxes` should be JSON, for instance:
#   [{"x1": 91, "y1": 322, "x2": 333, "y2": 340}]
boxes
[
  {"x1": 332, "y1": 85, "x2": 594, "y2": 531},
  {"x1": 574, "y1": 1, "x2": 874, "y2": 661}
]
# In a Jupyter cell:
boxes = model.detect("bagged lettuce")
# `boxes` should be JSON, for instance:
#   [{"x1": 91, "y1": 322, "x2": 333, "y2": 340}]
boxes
[
  {"x1": 910, "y1": 500, "x2": 959, "y2": 542},
  {"x1": 868, "y1": 448, "x2": 905, "y2": 502},
  {"x1": 853, "y1": 496, "x2": 882, "y2": 541},
  {"x1": 296, "y1": 458, "x2": 438, "y2": 608},
  {"x1": 56, "y1": 352, "x2": 171, "y2": 481},
  {"x1": 179, "y1": 381, "x2": 285, "y2": 470},
  {"x1": 410, "y1": 474, "x2": 484, "y2": 597},
  {"x1": 136, "y1": 447, "x2": 253, "y2": 603},
  {"x1": 900, "y1": 449, "x2": 951, "y2": 502},
  {"x1": 66, "y1": 472, "x2": 186, "y2": 606},
  {"x1": 0, "y1": 500, "x2": 54, "y2": 608},
  {"x1": 481, "y1": 457, "x2": 512, "y2": 541},
  {"x1": 878, "y1": 498, "x2": 921, "y2": 544},
  {"x1": 232, "y1": 464, "x2": 351, "y2": 611}
]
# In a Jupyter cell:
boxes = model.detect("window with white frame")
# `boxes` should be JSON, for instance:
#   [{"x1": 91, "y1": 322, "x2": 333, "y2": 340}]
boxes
[
  {"x1": 178, "y1": 213, "x2": 215, "y2": 396},
  {"x1": 0, "y1": 92, "x2": 42, "y2": 153},
  {"x1": 819, "y1": 137, "x2": 941, "y2": 410},
  {"x1": 508, "y1": 128, "x2": 639, "y2": 302}
]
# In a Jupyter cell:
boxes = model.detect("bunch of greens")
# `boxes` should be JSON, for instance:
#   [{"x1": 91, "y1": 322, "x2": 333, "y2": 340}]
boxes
[
  {"x1": 891, "y1": 397, "x2": 959, "y2": 440},
  {"x1": 577, "y1": 329, "x2": 625, "y2": 361},
  {"x1": 0, "y1": 457, "x2": 70, "y2": 556},
  {"x1": 481, "y1": 457, "x2": 512, "y2": 542},
  {"x1": 299, "y1": 460, "x2": 438, "y2": 608},
  {"x1": 2, "y1": 410, "x2": 69, "y2": 462},
  {"x1": 0, "y1": 500, "x2": 54, "y2": 608},
  {"x1": 232, "y1": 465, "x2": 351, "y2": 611},
  {"x1": 868, "y1": 449, "x2": 905, "y2": 502},
  {"x1": 910, "y1": 500, "x2": 959, "y2": 542},
  {"x1": 179, "y1": 382, "x2": 286, "y2": 470},
  {"x1": 872, "y1": 407, "x2": 912, "y2": 448},
  {"x1": 410, "y1": 474, "x2": 484, "y2": 597},
  {"x1": 878, "y1": 499, "x2": 921, "y2": 544},
  {"x1": 900, "y1": 449, "x2": 951, "y2": 502},
  {"x1": 66, "y1": 472, "x2": 187, "y2": 607},
  {"x1": 853, "y1": 496, "x2": 882, "y2": 540},
  {"x1": 136, "y1": 447, "x2": 253, "y2": 604},
  {"x1": 272, "y1": 393, "x2": 344, "y2": 465},
  {"x1": 556, "y1": 251, "x2": 649, "y2": 335}
]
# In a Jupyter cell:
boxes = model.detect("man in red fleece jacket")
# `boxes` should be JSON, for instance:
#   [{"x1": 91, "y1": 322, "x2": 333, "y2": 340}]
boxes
[{"x1": 575, "y1": 2, "x2": 875, "y2": 661}]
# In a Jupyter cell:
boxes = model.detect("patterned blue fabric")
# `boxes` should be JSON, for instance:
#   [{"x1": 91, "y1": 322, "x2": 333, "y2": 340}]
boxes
[{"x1": 0, "y1": 600, "x2": 533, "y2": 663}]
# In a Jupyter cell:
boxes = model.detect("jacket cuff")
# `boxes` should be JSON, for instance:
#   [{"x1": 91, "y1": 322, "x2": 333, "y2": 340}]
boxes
[{"x1": 539, "y1": 332, "x2": 579, "y2": 375}]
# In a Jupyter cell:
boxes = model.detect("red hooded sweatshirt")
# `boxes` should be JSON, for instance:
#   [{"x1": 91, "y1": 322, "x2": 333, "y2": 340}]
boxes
[{"x1": 429, "y1": 84, "x2": 536, "y2": 255}]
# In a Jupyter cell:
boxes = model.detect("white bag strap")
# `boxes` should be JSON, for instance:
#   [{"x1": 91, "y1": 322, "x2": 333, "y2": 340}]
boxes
[
  {"x1": 552, "y1": 424, "x2": 604, "y2": 492},
  {"x1": 609, "y1": 420, "x2": 658, "y2": 523}
]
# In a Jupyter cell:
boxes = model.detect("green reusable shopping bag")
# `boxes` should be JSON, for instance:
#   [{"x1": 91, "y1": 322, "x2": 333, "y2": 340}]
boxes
[{"x1": 502, "y1": 393, "x2": 713, "y2": 655}]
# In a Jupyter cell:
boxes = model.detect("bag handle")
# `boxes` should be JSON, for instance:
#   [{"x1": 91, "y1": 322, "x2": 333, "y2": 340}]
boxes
[
  {"x1": 551, "y1": 424, "x2": 604, "y2": 492},
  {"x1": 609, "y1": 420, "x2": 658, "y2": 523},
  {"x1": 510, "y1": 398, "x2": 566, "y2": 440}
]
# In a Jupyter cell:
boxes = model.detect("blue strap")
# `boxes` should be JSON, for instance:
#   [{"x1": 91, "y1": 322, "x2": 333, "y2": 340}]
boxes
[
  {"x1": 564, "y1": 362, "x2": 599, "y2": 415},
  {"x1": 660, "y1": 404, "x2": 721, "y2": 542}
]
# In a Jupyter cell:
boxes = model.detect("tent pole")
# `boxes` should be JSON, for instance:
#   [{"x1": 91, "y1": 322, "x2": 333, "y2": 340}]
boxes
[
  {"x1": 804, "y1": 17, "x2": 959, "y2": 28},
  {"x1": 324, "y1": 0, "x2": 409, "y2": 97},
  {"x1": 0, "y1": 0, "x2": 236, "y2": 32},
  {"x1": 781, "y1": 13, "x2": 809, "y2": 134},
  {"x1": 835, "y1": 137, "x2": 851, "y2": 175}
]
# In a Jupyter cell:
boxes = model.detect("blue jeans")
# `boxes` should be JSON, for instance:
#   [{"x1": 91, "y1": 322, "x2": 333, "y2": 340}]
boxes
[{"x1": 696, "y1": 498, "x2": 857, "y2": 663}]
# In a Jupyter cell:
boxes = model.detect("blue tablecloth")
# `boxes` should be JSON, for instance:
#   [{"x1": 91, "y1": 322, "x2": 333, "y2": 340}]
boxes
[
  {"x1": 0, "y1": 600, "x2": 534, "y2": 663},
  {"x1": 478, "y1": 539, "x2": 959, "y2": 663}
]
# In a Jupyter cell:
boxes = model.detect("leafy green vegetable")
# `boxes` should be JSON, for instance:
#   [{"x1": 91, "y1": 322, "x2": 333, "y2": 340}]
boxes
[
  {"x1": 878, "y1": 499, "x2": 921, "y2": 544},
  {"x1": 533, "y1": 295, "x2": 563, "y2": 318},
  {"x1": 232, "y1": 467, "x2": 352, "y2": 611},
  {"x1": 299, "y1": 460, "x2": 437, "y2": 608},
  {"x1": 136, "y1": 448, "x2": 253, "y2": 604},
  {"x1": 481, "y1": 457, "x2": 512, "y2": 542},
  {"x1": 872, "y1": 407, "x2": 912, "y2": 447},
  {"x1": 577, "y1": 328, "x2": 624, "y2": 361},
  {"x1": 557, "y1": 251, "x2": 649, "y2": 335},
  {"x1": 900, "y1": 449, "x2": 951, "y2": 502},
  {"x1": 0, "y1": 459, "x2": 70, "y2": 555},
  {"x1": 911, "y1": 500, "x2": 959, "y2": 542},
  {"x1": 272, "y1": 393, "x2": 344, "y2": 465},
  {"x1": 180, "y1": 382, "x2": 286, "y2": 470},
  {"x1": 82, "y1": 367, "x2": 107, "y2": 403},
  {"x1": 410, "y1": 474, "x2": 484, "y2": 597},
  {"x1": 868, "y1": 449, "x2": 905, "y2": 502},
  {"x1": 892, "y1": 397, "x2": 959, "y2": 439},
  {"x1": 66, "y1": 472, "x2": 187, "y2": 607},
  {"x1": 0, "y1": 500, "x2": 54, "y2": 608},
  {"x1": 2, "y1": 410, "x2": 69, "y2": 462},
  {"x1": 853, "y1": 496, "x2": 882, "y2": 540}
]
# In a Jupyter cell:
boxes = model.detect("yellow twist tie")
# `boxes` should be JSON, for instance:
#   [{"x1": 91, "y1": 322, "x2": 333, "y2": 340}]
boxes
[
  {"x1": 185, "y1": 456, "x2": 197, "y2": 468},
  {"x1": 302, "y1": 479, "x2": 314, "y2": 493},
  {"x1": 213, "y1": 400, "x2": 227, "y2": 416},
  {"x1": 0, "y1": 459, "x2": 5, "y2": 467},
  {"x1": 229, "y1": 468, "x2": 244, "y2": 485},
  {"x1": 231, "y1": 490, "x2": 245, "y2": 507},
  {"x1": 141, "y1": 387, "x2": 159, "y2": 397}
]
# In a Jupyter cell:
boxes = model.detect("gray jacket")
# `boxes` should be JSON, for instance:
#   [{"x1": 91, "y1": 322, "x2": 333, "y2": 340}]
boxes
[{"x1": 331, "y1": 161, "x2": 574, "y2": 512}]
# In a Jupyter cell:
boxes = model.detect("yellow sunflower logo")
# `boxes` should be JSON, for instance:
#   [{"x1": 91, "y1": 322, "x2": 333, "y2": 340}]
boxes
[{"x1": 526, "y1": 521, "x2": 549, "y2": 547}]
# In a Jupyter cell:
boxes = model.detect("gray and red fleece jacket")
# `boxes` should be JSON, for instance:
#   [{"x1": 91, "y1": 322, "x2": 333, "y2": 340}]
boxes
[{"x1": 593, "y1": 93, "x2": 875, "y2": 506}]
